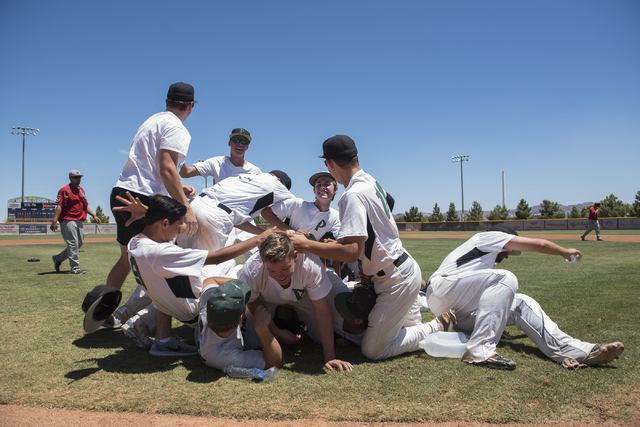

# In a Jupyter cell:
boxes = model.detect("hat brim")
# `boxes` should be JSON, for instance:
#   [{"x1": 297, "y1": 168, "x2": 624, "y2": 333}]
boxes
[
  {"x1": 230, "y1": 133, "x2": 251, "y2": 142},
  {"x1": 83, "y1": 296, "x2": 108, "y2": 333},
  {"x1": 334, "y1": 291, "x2": 360, "y2": 320},
  {"x1": 309, "y1": 171, "x2": 335, "y2": 186}
]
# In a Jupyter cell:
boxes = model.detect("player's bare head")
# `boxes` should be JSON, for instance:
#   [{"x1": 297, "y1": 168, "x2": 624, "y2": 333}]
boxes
[
  {"x1": 594, "y1": 202, "x2": 601, "y2": 208},
  {"x1": 165, "y1": 82, "x2": 196, "y2": 111},
  {"x1": 259, "y1": 233, "x2": 295, "y2": 264},
  {"x1": 145, "y1": 195, "x2": 187, "y2": 226}
]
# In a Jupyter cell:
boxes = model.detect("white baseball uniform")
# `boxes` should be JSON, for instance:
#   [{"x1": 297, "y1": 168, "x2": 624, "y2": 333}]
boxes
[
  {"x1": 198, "y1": 285, "x2": 266, "y2": 371},
  {"x1": 127, "y1": 235, "x2": 207, "y2": 325},
  {"x1": 193, "y1": 156, "x2": 261, "y2": 185},
  {"x1": 238, "y1": 252, "x2": 333, "y2": 348},
  {"x1": 426, "y1": 231, "x2": 595, "y2": 363},
  {"x1": 337, "y1": 170, "x2": 433, "y2": 360},
  {"x1": 270, "y1": 198, "x2": 341, "y2": 241},
  {"x1": 177, "y1": 172, "x2": 295, "y2": 253}
]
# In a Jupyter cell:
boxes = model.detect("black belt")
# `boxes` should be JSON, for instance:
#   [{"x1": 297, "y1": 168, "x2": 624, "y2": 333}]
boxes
[
  {"x1": 198, "y1": 193, "x2": 232, "y2": 215},
  {"x1": 376, "y1": 251, "x2": 409, "y2": 277}
]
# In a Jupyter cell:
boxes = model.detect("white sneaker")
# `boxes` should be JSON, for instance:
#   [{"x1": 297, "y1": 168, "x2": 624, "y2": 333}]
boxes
[
  {"x1": 122, "y1": 316, "x2": 153, "y2": 349},
  {"x1": 149, "y1": 336, "x2": 198, "y2": 357}
]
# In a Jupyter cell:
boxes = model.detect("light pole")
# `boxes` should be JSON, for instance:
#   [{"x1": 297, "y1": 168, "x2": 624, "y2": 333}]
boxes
[
  {"x1": 11, "y1": 126, "x2": 39, "y2": 204},
  {"x1": 452, "y1": 155, "x2": 469, "y2": 220}
]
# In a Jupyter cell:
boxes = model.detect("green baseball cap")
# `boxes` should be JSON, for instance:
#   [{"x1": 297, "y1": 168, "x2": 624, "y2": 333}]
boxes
[{"x1": 206, "y1": 279, "x2": 251, "y2": 326}]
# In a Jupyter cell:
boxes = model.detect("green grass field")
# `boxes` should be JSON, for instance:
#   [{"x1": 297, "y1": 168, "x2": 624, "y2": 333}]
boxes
[{"x1": 0, "y1": 235, "x2": 638, "y2": 423}]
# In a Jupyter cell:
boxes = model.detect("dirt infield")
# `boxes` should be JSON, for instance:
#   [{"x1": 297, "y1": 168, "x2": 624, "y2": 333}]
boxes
[{"x1": 1, "y1": 405, "x2": 638, "y2": 427}]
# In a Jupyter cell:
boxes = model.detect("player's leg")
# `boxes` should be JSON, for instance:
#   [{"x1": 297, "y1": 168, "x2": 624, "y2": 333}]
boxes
[
  {"x1": 507, "y1": 293, "x2": 595, "y2": 364},
  {"x1": 175, "y1": 196, "x2": 232, "y2": 251},
  {"x1": 106, "y1": 244, "x2": 131, "y2": 289},
  {"x1": 62, "y1": 220, "x2": 82, "y2": 273},
  {"x1": 361, "y1": 258, "x2": 423, "y2": 360}
]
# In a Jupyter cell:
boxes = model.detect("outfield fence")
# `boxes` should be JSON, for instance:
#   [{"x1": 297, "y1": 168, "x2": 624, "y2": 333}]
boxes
[{"x1": 396, "y1": 217, "x2": 640, "y2": 232}]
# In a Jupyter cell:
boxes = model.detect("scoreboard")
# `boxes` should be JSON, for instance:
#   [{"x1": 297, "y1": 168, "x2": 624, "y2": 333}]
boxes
[{"x1": 7, "y1": 201, "x2": 56, "y2": 221}]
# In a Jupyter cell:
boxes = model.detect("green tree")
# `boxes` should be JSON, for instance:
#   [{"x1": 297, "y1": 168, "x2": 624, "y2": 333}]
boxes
[
  {"x1": 599, "y1": 193, "x2": 631, "y2": 217},
  {"x1": 632, "y1": 191, "x2": 640, "y2": 217},
  {"x1": 428, "y1": 203, "x2": 444, "y2": 222},
  {"x1": 403, "y1": 206, "x2": 425, "y2": 222},
  {"x1": 567, "y1": 205, "x2": 581, "y2": 218},
  {"x1": 539, "y1": 200, "x2": 565, "y2": 219},
  {"x1": 91, "y1": 206, "x2": 110, "y2": 223},
  {"x1": 515, "y1": 199, "x2": 533, "y2": 219},
  {"x1": 466, "y1": 201, "x2": 484, "y2": 221},
  {"x1": 580, "y1": 206, "x2": 590, "y2": 218},
  {"x1": 487, "y1": 204, "x2": 509, "y2": 220},
  {"x1": 445, "y1": 203, "x2": 459, "y2": 222}
]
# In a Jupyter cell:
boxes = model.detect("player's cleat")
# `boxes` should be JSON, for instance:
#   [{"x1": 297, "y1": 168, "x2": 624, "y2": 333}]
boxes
[
  {"x1": 112, "y1": 306, "x2": 135, "y2": 326},
  {"x1": 469, "y1": 354, "x2": 517, "y2": 370},
  {"x1": 583, "y1": 342, "x2": 624, "y2": 366},
  {"x1": 580, "y1": 236, "x2": 585, "y2": 241},
  {"x1": 597, "y1": 238, "x2": 604, "y2": 241},
  {"x1": 52, "y1": 256, "x2": 61, "y2": 273},
  {"x1": 149, "y1": 336, "x2": 198, "y2": 357},
  {"x1": 101, "y1": 314, "x2": 122, "y2": 329},
  {"x1": 70, "y1": 269, "x2": 86, "y2": 275},
  {"x1": 437, "y1": 310, "x2": 458, "y2": 332},
  {"x1": 122, "y1": 317, "x2": 153, "y2": 349}
]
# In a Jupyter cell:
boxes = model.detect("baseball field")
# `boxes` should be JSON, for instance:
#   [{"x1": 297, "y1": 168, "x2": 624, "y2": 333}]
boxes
[{"x1": 0, "y1": 231, "x2": 638, "y2": 427}]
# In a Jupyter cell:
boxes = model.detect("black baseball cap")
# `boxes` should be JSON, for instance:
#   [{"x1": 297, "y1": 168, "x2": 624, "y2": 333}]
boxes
[
  {"x1": 270, "y1": 170, "x2": 292, "y2": 191},
  {"x1": 230, "y1": 128, "x2": 251, "y2": 142},
  {"x1": 308, "y1": 171, "x2": 335, "y2": 186},
  {"x1": 334, "y1": 286, "x2": 378, "y2": 320},
  {"x1": 490, "y1": 223, "x2": 518, "y2": 236},
  {"x1": 167, "y1": 82, "x2": 196, "y2": 102},
  {"x1": 319, "y1": 135, "x2": 358, "y2": 160}
]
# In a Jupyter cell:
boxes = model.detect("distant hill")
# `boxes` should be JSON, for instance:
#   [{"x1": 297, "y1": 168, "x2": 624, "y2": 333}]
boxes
[{"x1": 395, "y1": 202, "x2": 596, "y2": 220}]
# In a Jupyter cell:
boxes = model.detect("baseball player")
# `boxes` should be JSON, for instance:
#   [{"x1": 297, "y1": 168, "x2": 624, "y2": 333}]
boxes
[
  {"x1": 180, "y1": 127, "x2": 261, "y2": 184},
  {"x1": 107, "y1": 82, "x2": 199, "y2": 295},
  {"x1": 289, "y1": 135, "x2": 432, "y2": 361},
  {"x1": 581, "y1": 202, "x2": 603, "y2": 241},
  {"x1": 238, "y1": 233, "x2": 353, "y2": 372},
  {"x1": 119, "y1": 193, "x2": 280, "y2": 356},
  {"x1": 199, "y1": 278, "x2": 284, "y2": 371},
  {"x1": 426, "y1": 223, "x2": 624, "y2": 369}
]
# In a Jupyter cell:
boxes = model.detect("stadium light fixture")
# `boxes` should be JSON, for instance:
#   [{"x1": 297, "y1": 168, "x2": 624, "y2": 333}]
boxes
[
  {"x1": 452, "y1": 155, "x2": 469, "y2": 220},
  {"x1": 11, "y1": 126, "x2": 40, "y2": 205}
]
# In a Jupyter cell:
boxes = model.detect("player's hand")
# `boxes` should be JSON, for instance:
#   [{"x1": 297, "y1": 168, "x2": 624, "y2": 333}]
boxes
[
  {"x1": 324, "y1": 359, "x2": 353, "y2": 372},
  {"x1": 564, "y1": 248, "x2": 582, "y2": 262},
  {"x1": 95, "y1": 217, "x2": 101, "y2": 225},
  {"x1": 182, "y1": 184, "x2": 197, "y2": 199},
  {"x1": 50, "y1": 222, "x2": 58, "y2": 232},
  {"x1": 185, "y1": 208, "x2": 198, "y2": 236},
  {"x1": 253, "y1": 305, "x2": 273, "y2": 330},
  {"x1": 273, "y1": 327, "x2": 301, "y2": 345},
  {"x1": 114, "y1": 191, "x2": 148, "y2": 226},
  {"x1": 288, "y1": 232, "x2": 310, "y2": 252}
]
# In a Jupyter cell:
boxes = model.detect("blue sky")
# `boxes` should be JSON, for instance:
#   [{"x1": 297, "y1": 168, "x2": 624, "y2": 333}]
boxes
[{"x1": 1, "y1": 0, "x2": 639, "y2": 221}]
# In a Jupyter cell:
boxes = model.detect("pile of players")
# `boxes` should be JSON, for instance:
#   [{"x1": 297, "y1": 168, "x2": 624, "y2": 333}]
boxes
[{"x1": 85, "y1": 82, "x2": 623, "y2": 374}]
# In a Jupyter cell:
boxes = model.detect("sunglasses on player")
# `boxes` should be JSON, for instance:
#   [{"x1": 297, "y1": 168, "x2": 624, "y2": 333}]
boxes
[{"x1": 231, "y1": 137, "x2": 250, "y2": 146}]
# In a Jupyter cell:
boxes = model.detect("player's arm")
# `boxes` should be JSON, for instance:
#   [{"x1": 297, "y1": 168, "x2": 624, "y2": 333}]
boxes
[
  {"x1": 246, "y1": 298, "x2": 301, "y2": 345},
  {"x1": 180, "y1": 163, "x2": 202, "y2": 178},
  {"x1": 234, "y1": 221, "x2": 266, "y2": 235},
  {"x1": 503, "y1": 236, "x2": 581, "y2": 261},
  {"x1": 86, "y1": 206, "x2": 100, "y2": 224},
  {"x1": 311, "y1": 296, "x2": 353, "y2": 372},
  {"x1": 158, "y1": 148, "x2": 198, "y2": 236},
  {"x1": 204, "y1": 228, "x2": 283, "y2": 265},
  {"x1": 260, "y1": 207, "x2": 293, "y2": 231},
  {"x1": 50, "y1": 204, "x2": 63, "y2": 231},
  {"x1": 254, "y1": 305, "x2": 284, "y2": 369},
  {"x1": 289, "y1": 234, "x2": 364, "y2": 264}
]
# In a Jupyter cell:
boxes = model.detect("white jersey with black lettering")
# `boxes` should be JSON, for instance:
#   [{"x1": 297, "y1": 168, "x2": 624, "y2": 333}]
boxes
[
  {"x1": 336, "y1": 169, "x2": 403, "y2": 277},
  {"x1": 429, "y1": 231, "x2": 515, "y2": 281},
  {"x1": 270, "y1": 198, "x2": 341, "y2": 241},
  {"x1": 127, "y1": 235, "x2": 207, "y2": 323},
  {"x1": 239, "y1": 252, "x2": 331, "y2": 306},
  {"x1": 200, "y1": 173, "x2": 294, "y2": 226},
  {"x1": 194, "y1": 156, "x2": 261, "y2": 185}
]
